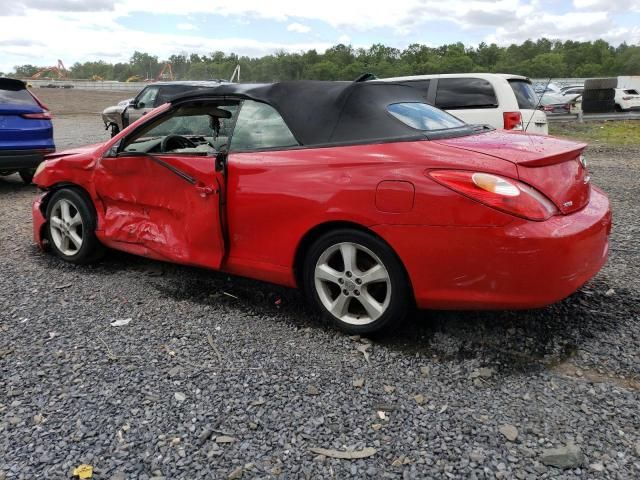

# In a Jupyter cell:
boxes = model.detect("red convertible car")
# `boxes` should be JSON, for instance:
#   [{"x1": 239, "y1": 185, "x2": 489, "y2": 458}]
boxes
[{"x1": 32, "y1": 81, "x2": 611, "y2": 334}]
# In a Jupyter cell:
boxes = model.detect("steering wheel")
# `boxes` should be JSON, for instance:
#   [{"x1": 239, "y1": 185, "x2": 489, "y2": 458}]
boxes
[{"x1": 161, "y1": 135, "x2": 197, "y2": 152}]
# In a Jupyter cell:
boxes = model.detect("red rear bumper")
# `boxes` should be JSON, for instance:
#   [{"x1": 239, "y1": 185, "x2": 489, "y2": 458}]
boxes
[
  {"x1": 32, "y1": 194, "x2": 47, "y2": 248},
  {"x1": 373, "y1": 187, "x2": 612, "y2": 310}
]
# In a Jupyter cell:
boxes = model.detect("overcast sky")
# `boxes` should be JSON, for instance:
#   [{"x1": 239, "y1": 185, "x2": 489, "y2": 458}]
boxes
[{"x1": 0, "y1": 0, "x2": 639, "y2": 72}]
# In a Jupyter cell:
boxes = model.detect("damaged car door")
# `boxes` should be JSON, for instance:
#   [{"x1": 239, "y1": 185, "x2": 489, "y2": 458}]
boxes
[{"x1": 93, "y1": 102, "x2": 236, "y2": 268}]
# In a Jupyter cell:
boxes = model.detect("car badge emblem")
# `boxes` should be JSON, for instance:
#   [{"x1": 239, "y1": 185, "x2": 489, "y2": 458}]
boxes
[{"x1": 563, "y1": 200, "x2": 573, "y2": 208}]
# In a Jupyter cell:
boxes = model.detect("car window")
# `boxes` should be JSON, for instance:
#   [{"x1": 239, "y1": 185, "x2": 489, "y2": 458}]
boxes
[
  {"x1": 398, "y1": 80, "x2": 431, "y2": 101},
  {"x1": 387, "y1": 102, "x2": 466, "y2": 131},
  {"x1": 625, "y1": 89, "x2": 639, "y2": 95},
  {"x1": 121, "y1": 104, "x2": 238, "y2": 155},
  {"x1": 508, "y1": 79, "x2": 538, "y2": 110},
  {"x1": 136, "y1": 86, "x2": 159, "y2": 108},
  {"x1": 0, "y1": 87, "x2": 37, "y2": 105},
  {"x1": 435, "y1": 78, "x2": 498, "y2": 110},
  {"x1": 230, "y1": 100, "x2": 299, "y2": 151},
  {"x1": 156, "y1": 85, "x2": 199, "y2": 106}
]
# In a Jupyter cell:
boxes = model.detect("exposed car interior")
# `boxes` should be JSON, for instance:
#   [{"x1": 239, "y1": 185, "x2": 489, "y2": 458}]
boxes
[{"x1": 121, "y1": 103, "x2": 238, "y2": 155}]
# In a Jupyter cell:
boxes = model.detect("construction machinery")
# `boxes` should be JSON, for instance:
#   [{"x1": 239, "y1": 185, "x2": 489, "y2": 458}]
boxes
[
  {"x1": 229, "y1": 64, "x2": 240, "y2": 83},
  {"x1": 31, "y1": 59, "x2": 68, "y2": 80},
  {"x1": 156, "y1": 62, "x2": 174, "y2": 81}
]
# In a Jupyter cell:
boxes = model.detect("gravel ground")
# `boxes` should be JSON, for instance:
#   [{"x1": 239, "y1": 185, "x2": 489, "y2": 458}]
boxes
[{"x1": 1, "y1": 117, "x2": 639, "y2": 479}]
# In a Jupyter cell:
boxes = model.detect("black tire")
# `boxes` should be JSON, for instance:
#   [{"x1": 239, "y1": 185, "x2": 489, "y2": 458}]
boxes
[
  {"x1": 45, "y1": 188, "x2": 104, "y2": 264},
  {"x1": 303, "y1": 229, "x2": 411, "y2": 335},
  {"x1": 19, "y1": 169, "x2": 35, "y2": 185}
]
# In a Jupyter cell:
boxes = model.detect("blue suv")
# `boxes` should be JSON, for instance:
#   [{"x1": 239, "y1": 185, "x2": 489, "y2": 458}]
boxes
[{"x1": 0, "y1": 77, "x2": 55, "y2": 184}]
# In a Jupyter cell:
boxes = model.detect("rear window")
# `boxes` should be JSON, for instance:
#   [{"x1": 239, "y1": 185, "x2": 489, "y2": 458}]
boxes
[
  {"x1": 0, "y1": 86, "x2": 36, "y2": 105},
  {"x1": 508, "y1": 80, "x2": 538, "y2": 110},
  {"x1": 435, "y1": 78, "x2": 498, "y2": 110},
  {"x1": 398, "y1": 80, "x2": 431, "y2": 101},
  {"x1": 387, "y1": 102, "x2": 466, "y2": 131}
]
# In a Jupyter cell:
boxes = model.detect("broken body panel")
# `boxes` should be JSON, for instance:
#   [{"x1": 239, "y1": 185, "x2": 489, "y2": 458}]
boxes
[{"x1": 34, "y1": 83, "x2": 611, "y2": 311}]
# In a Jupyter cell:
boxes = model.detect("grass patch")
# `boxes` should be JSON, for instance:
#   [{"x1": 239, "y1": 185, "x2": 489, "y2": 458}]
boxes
[{"x1": 549, "y1": 120, "x2": 640, "y2": 146}]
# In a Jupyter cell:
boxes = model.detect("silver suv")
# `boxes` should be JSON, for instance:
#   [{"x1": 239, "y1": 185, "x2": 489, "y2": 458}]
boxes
[{"x1": 102, "y1": 80, "x2": 225, "y2": 137}]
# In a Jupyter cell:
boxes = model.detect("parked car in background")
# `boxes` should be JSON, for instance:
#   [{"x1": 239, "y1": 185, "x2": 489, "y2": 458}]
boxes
[
  {"x1": 380, "y1": 73, "x2": 549, "y2": 134},
  {"x1": 614, "y1": 88, "x2": 640, "y2": 111},
  {"x1": 33, "y1": 80, "x2": 610, "y2": 334},
  {"x1": 559, "y1": 86, "x2": 584, "y2": 96},
  {"x1": 101, "y1": 80, "x2": 226, "y2": 137},
  {"x1": 534, "y1": 82, "x2": 561, "y2": 95},
  {"x1": 538, "y1": 94, "x2": 577, "y2": 114},
  {"x1": 0, "y1": 77, "x2": 54, "y2": 184}
]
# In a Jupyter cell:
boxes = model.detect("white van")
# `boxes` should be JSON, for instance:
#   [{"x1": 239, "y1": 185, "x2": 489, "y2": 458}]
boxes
[{"x1": 380, "y1": 73, "x2": 549, "y2": 134}]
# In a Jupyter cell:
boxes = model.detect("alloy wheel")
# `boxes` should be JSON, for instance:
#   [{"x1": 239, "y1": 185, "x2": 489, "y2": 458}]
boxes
[
  {"x1": 49, "y1": 198, "x2": 84, "y2": 256},
  {"x1": 314, "y1": 242, "x2": 392, "y2": 326}
]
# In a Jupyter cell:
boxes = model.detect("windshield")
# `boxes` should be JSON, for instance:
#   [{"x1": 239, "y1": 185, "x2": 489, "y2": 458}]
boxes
[
  {"x1": 508, "y1": 80, "x2": 538, "y2": 109},
  {"x1": 387, "y1": 102, "x2": 466, "y2": 131}
]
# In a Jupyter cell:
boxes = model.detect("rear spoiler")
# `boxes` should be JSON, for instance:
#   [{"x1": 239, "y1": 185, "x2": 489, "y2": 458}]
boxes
[
  {"x1": 0, "y1": 77, "x2": 27, "y2": 91},
  {"x1": 517, "y1": 143, "x2": 587, "y2": 168}
]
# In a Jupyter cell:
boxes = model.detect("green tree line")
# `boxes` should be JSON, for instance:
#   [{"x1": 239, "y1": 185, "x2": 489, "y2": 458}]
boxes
[{"x1": 8, "y1": 38, "x2": 640, "y2": 82}]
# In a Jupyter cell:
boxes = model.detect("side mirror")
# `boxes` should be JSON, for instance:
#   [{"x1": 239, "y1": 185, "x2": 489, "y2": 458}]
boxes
[{"x1": 137, "y1": 101, "x2": 145, "y2": 109}]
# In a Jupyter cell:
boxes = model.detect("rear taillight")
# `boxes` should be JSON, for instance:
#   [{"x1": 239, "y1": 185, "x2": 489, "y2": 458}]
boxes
[
  {"x1": 503, "y1": 111, "x2": 523, "y2": 130},
  {"x1": 21, "y1": 111, "x2": 52, "y2": 120},
  {"x1": 427, "y1": 170, "x2": 558, "y2": 221}
]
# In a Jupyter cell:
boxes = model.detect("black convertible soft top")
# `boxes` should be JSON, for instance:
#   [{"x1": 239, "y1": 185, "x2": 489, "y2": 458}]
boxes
[{"x1": 171, "y1": 80, "x2": 474, "y2": 147}]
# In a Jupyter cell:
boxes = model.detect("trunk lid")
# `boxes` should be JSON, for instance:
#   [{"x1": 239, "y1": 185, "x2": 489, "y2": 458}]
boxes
[{"x1": 434, "y1": 131, "x2": 591, "y2": 215}]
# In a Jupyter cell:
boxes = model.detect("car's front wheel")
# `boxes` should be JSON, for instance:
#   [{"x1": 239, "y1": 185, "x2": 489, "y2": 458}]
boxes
[
  {"x1": 46, "y1": 189, "x2": 104, "y2": 264},
  {"x1": 303, "y1": 229, "x2": 411, "y2": 334}
]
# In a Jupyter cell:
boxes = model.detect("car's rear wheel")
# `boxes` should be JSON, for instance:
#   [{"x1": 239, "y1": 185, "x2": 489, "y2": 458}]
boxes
[
  {"x1": 46, "y1": 189, "x2": 104, "y2": 264},
  {"x1": 19, "y1": 169, "x2": 35, "y2": 185},
  {"x1": 303, "y1": 229, "x2": 411, "y2": 334}
]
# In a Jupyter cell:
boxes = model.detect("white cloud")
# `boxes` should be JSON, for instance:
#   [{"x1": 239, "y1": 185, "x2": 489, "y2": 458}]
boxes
[
  {"x1": 485, "y1": 10, "x2": 640, "y2": 45},
  {"x1": 287, "y1": 22, "x2": 311, "y2": 33},
  {"x1": 573, "y1": 0, "x2": 640, "y2": 10},
  {"x1": 177, "y1": 22, "x2": 198, "y2": 31},
  {"x1": 0, "y1": 0, "x2": 638, "y2": 72},
  {"x1": 0, "y1": 10, "x2": 333, "y2": 71}
]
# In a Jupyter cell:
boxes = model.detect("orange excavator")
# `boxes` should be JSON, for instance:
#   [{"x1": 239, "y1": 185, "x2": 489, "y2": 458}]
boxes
[
  {"x1": 156, "y1": 62, "x2": 174, "y2": 81},
  {"x1": 31, "y1": 59, "x2": 69, "y2": 79}
]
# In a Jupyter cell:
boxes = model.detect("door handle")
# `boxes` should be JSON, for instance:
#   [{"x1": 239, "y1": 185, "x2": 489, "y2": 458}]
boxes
[{"x1": 195, "y1": 184, "x2": 216, "y2": 197}]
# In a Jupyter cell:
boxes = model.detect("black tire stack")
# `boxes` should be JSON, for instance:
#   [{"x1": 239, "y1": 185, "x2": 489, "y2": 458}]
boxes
[{"x1": 582, "y1": 77, "x2": 617, "y2": 113}]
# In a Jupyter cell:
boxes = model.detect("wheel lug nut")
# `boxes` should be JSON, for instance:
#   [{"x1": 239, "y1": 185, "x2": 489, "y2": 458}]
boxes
[
  {"x1": 354, "y1": 290, "x2": 360, "y2": 296},
  {"x1": 346, "y1": 271, "x2": 352, "y2": 278},
  {"x1": 355, "y1": 278, "x2": 362, "y2": 285},
  {"x1": 338, "y1": 278, "x2": 344, "y2": 284},
  {"x1": 343, "y1": 289, "x2": 349, "y2": 296}
]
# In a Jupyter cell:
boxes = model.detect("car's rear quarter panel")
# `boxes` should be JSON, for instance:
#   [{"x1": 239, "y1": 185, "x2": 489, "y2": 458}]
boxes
[{"x1": 224, "y1": 139, "x2": 518, "y2": 285}]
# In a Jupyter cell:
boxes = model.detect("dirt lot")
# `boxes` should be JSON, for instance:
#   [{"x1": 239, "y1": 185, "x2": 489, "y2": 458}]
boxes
[
  {"x1": 35, "y1": 89, "x2": 136, "y2": 116},
  {"x1": 1, "y1": 93, "x2": 639, "y2": 479},
  {"x1": 34, "y1": 89, "x2": 137, "y2": 149}
]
